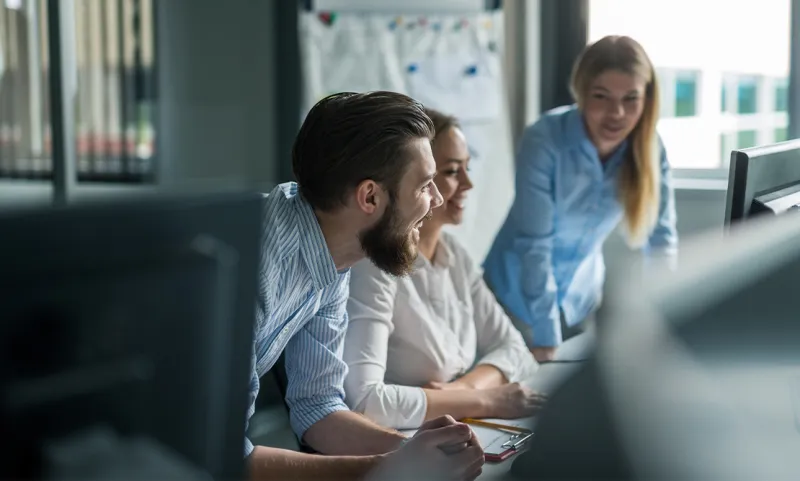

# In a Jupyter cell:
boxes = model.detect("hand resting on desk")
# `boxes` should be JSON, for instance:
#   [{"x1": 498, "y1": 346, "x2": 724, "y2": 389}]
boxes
[
  {"x1": 424, "y1": 382, "x2": 548, "y2": 420},
  {"x1": 531, "y1": 347, "x2": 557, "y2": 363},
  {"x1": 366, "y1": 415, "x2": 485, "y2": 481}
]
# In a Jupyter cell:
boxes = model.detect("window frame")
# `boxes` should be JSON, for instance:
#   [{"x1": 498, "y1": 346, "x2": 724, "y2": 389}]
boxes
[{"x1": 541, "y1": 0, "x2": 800, "y2": 181}]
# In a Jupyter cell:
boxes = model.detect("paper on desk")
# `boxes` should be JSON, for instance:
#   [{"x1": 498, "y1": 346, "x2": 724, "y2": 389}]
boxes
[{"x1": 466, "y1": 420, "x2": 531, "y2": 456}]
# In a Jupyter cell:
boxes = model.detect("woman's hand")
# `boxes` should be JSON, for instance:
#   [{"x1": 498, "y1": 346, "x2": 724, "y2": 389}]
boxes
[
  {"x1": 531, "y1": 347, "x2": 557, "y2": 363},
  {"x1": 484, "y1": 383, "x2": 547, "y2": 419}
]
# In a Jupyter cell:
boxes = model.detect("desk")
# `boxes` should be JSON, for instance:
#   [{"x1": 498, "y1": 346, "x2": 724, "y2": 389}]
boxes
[
  {"x1": 474, "y1": 332, "x2": 592, "y2": 479},
  {"x1": 396, "y1": 334, "x2": 590, "y2": 479},
  {"x1": 476, "y1": 362, "x2": 582, "y2": 479},
  {"x1": 553, "y1": 328, "x2": 594, "y2": 361}
]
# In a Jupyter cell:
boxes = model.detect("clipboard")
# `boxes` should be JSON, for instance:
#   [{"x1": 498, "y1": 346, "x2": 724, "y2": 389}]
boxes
[{"x1": 465, "y1": 421, "x2": 534, "y2": 462}]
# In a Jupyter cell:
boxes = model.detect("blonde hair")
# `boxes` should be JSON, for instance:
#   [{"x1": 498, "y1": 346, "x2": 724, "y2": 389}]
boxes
[{"x1": 570, "y1": 35, "x2": 660, "y2": 247}]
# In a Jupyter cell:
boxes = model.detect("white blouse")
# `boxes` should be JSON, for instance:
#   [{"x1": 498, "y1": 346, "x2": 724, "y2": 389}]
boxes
[{"x1": 344, "y1": 232, "x2": 538, "y2": 429}]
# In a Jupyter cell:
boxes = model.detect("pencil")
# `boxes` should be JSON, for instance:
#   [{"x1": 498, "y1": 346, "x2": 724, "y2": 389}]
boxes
[{"x1": 461, "y1": 418, "x2": 532, "y2": 434}]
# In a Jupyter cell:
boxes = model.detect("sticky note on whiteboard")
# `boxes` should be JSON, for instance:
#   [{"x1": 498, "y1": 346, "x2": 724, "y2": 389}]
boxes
[{"x1": 406, "y1": 52, "x2": 501, "y2": 122}]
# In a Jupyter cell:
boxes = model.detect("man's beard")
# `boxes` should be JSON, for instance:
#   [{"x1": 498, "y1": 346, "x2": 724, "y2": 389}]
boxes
[{"x1": 359, "y1": 203, "x2": 423, "y2": 277}]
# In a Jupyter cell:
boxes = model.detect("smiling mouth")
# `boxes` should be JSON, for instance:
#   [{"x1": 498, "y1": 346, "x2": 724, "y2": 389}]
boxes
[
  {"x1": 602, "y1": 124, "x2": 625, "y2": 133},
  {"x1": 448, "y1": 199, "x2": 465, "y2": 210}
]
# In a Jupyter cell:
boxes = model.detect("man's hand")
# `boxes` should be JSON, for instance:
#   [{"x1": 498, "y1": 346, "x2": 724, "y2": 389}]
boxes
[
  {"x1": 417, "y1": 415, "x2": 472, "y2": 455},
  {"x1": 531, "y1": 347, "x2": 557, "y2": 362},
  {"x1": 366, "y1": 416, "x2": 484, "y2": 481}
]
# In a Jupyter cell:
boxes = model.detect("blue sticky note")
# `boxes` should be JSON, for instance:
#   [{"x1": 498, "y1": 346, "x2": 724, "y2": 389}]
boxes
[
  {"x1": 389, "y1": 20, "x2": 397, "y2": 30},
  {"x1": 432, "y1": 23, "x2": 442, "y2": 31},
  {"x1": 407, "y1": 63, "x2": 418, "y2": 73},
  {"x1": 465, "y1": 65, "x2": 478, "y2": 76}
]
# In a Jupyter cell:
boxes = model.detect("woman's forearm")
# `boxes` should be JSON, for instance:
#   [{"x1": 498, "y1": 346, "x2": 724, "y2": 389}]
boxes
[
  {"x1": 452, "y1": 364, "x2": 507, "y2": 390},
  {"x1": 422, "y1": 388, "x2": 492, "y2": 422}
]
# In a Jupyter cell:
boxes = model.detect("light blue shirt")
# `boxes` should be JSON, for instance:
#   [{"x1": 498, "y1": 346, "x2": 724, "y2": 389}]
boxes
[
  {"x1": 244, "y1": 182, "x2": 351, "y2": 456},
  {"x1": 483, "y1": 105, "x2": 678, "y2": 347}
]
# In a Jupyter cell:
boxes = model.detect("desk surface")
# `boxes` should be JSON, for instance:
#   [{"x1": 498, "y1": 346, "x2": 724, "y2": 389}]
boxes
[
  {"x1": 476, "y1": 333, "x2": 592, "y2": 479},
  {"x1": 399, "y1": 333, "x2": 591, "y2": 480},
  {"x1": 477, "y1": 361, "x2": 583, "y2": 480},
  {"x1": 408, "y1": 333, "x2": 589, "y2": 479}
]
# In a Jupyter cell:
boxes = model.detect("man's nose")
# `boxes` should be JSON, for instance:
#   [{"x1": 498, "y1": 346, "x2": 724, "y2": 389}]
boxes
[{"x1": 430, "y1": 182, "x2": 444, "y2": 209}]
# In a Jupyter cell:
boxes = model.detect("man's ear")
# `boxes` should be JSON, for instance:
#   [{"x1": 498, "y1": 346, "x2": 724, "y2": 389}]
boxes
[{"x1": 353, "y1": 179, "x2": 382, "y2": 215}]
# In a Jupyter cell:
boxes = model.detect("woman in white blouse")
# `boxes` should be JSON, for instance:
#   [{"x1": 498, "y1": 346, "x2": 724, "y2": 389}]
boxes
[{"x1": 344, "y1": 109, "x2": 545, "y2": 429}]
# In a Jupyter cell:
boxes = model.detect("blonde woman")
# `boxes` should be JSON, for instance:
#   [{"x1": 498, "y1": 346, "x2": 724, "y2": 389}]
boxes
[
  {"x1": 344, "y1": 109, "x2": 544, "y2": 430},
  {"x1": 484, "y1": 35, "x2": 678, "y2": 362}
]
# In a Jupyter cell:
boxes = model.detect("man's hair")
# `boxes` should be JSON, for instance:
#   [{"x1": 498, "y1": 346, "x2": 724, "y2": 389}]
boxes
[{"x1": 292, "y1": 91, "x2": 435, "y2": 212}]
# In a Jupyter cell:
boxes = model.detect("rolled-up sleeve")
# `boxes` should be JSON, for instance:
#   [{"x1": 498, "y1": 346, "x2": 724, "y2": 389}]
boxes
[
  {"x1": 283, "y1": 273, "x2": 351, "y2": 439},
  {"x1": 243, "y1": 345, "x2": 259, "y2": 457},
  {"x1": 512, "y1": 128, "x2": 562, "y2": 347},
  {"x1": 344, "y1": 259, "x2": 428, "y2": 429},
  {"x1": 644, "y1": 141, "x2": 679, "y2": 268}
]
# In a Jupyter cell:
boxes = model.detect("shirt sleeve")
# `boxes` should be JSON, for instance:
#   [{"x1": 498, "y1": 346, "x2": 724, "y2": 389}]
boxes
[
  {"x1": 454, "y1": 239, "x2": 539, "y2": 382},
  {"x1": 343, "y1": 259, "x2": 428, "y2": 429},
  {"x1": 244, "y1": 275, "x2": 270, "y2": 458},
  {"x1": 282, "y1": 273, "x2": 351, "y2": 440},
  {"x1": 243, "y1": 344, "x2": 259, "y2": 457},
  {"x1": 512, "y1": 127, "x2": 563, "y2": 347},
  {"x1": 644, "y1": 139, "x2": 679, "y2": 269}
]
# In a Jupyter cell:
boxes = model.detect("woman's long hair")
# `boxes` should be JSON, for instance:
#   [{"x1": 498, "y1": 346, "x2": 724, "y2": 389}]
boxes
[
  {"x1": 425, "y1": 108, "x2": 461, "y2": 143},
  {"x1": 570, "y1": 35, "x2": 660, "y2": 247}
]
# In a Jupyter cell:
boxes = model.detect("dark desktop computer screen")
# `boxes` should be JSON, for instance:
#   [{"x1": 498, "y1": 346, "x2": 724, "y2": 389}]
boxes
[
  {"x1": 0, "y1": 192, "x2": 262, "y2": 480},
  {"x1": 725, "y1": 138, "x2": 800, "y2": 225}
]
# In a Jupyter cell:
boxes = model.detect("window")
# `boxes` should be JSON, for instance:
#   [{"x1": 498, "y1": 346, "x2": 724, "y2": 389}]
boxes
[
  {"x1": 775, "y1": 78, "x2": 789, "y2": 112},
  {"x1": 674, "y1": 71, "x2": 698, "y2": 117},
  {"x1": 0, "y1": 0, "x2": 50, "y2": 179},
  {"x1": 737, "y1": 130, "x2": 758, "y2": 149},
  {"x1": 721, "y1": 82, "x2": 728, "y2": 113},
  {"x1": 775, "y1": 127, "x2": 789, "y2": 142},
  {"x1": 0, "y1": 0, "x2": 156, "y2": 183},
  {"x1": 720, "y1": 133, "x2": 734, "y2": 168},
  {"x1": 737, "y1": 77, "x2": 758, "y2": 114},
  {"x1": 74, "y1": 0, "x2": 156, "y2": 182},
  {"x1": 588, "y1": 0, "x2": 792, "y2": 170},
  {"x1": 720, "y1": 130, "x2": 760, "y2": 167}
]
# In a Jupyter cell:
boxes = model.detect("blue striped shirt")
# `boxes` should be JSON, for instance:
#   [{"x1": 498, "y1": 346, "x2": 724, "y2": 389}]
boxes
[
  {"x1": 244, "y1": 182, "x2": 351, "y2": 456},
  {"x1": 484, "y1": 105, "x2": 678, "y2": 348}
]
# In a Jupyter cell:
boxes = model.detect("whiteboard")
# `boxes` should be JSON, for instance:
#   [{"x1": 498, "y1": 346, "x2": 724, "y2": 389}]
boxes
[
  {"x1": 299, "y1": 10, "x2": 514, "y2": 264},
  {"x1": 312, "y1": 0, "x2": 489, "y2": 13}
]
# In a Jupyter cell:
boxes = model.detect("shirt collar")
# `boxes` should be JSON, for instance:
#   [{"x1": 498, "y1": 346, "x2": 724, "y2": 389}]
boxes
[
  {"x1": 413, "y1": 236, "x2": 455, "y2": 270},
  {"x1": 283, "y1": 183, "x2": 339, "y2": 290}
]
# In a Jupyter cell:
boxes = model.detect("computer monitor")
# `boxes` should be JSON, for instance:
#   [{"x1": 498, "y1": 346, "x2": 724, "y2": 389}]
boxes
[
  {"x1": 0, "y1": 192, "x2": 262, "y2": 480},
  {"x1": 724, "y1": 138, "x2": 800, "y2": 225},
  {"x1": 512, "y1": 213, "x2": 800, "y2": 480}
]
